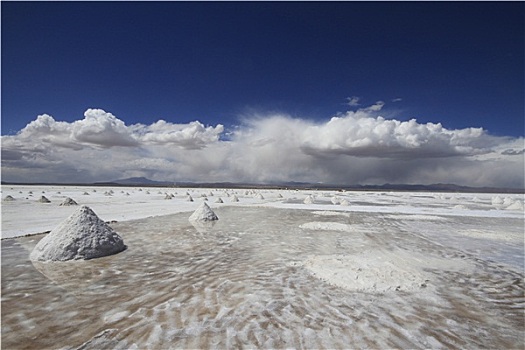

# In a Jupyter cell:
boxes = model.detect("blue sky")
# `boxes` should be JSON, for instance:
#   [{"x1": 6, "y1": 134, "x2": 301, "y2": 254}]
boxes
[
  {"x1": 2, "y1": 1, "x2": 523, "y2": 136},
  {"x1": 1, "y1": 2, "x2": 524, "y2": 187}
]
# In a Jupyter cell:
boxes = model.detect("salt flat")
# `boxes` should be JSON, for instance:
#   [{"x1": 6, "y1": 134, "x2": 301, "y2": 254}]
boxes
[{"x1": 1, "y1": 185, "x2": 524, "y2": 349}]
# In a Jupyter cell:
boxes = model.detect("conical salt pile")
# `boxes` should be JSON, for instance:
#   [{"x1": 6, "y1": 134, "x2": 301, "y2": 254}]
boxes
[
  {"x1": 304, "y1": 195, "x2": 315, "y2": 204},
  {"x1": 506, "y1": 200, "x2": 524, "y2": 211},
  {"x1": 59, "y1": 197, "x2": 78, "y2": 206},
  {"x1": 37, "y1": 195, "x2": 51, "y2": 203},
  {"x1": 189, "y1": 202, "x2": 218, "y2": 223},
  {"x1": 30, "y1": 205, "x2": 126, "y2": 261},
  {"x1": 3, "y1": 195, "x2": 15, "y2": 201}
]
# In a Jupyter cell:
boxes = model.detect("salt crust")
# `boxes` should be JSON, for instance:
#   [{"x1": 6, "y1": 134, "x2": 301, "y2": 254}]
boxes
[
  {"x1": 312, "y1": 210, "x2": 350, "y2": 217},
  {"x1": 188, "y1": 202, "x2": 218, "y2": 222},
  {"x1": 456, "y1": 229, "x2": 522, "y2": 242},
  {"x1": 29, "y1": 205, "x2": 126, "y2": 261},
  {"x1": 386, "y1": 214, "x2": 446, "y2": 221},
  {"x1": 299, "y1": 221, "x2": 357, "y2": 232},
  {"x1": 300, "y1": 249, "x2": 475, "y2": 293}
]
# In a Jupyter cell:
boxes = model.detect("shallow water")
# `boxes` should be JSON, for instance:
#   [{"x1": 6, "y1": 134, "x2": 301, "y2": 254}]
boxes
[{"x1": 2, "y1": 206, "x2": 523, "y2": 349}]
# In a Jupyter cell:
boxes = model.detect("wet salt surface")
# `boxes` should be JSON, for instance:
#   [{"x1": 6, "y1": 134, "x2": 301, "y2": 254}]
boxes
[{"x1": 2, "y1": 206, "x2": 524, "y2": 349}]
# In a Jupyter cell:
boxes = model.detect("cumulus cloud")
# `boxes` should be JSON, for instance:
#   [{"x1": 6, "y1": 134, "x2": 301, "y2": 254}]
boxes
[
  {"x1": 1, "y1": 105, "x2": 523, "y2": 188},
  {"x1": 133, "y1": 120, "x2": 224, "y2": 149},
  {"x1": 301, "y1": 114, "x2": 491, "y2": 159}
]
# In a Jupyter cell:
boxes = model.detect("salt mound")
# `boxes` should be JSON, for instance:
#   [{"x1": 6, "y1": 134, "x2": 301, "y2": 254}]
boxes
[
  {"x1": 3, "y1": 195, "x2": 15, "y2": 201},
  {"x1": 186, "y1": 195, "x2": 194, "y2": 202},
  {"x1": 37, "y1": 196, "x2": 51, "y2": 203},
  {"x1": 304, "y1": 195, "x2": 315, "y2": 204},
  {"x1": 231, "y1": 195, "x2": 239, "y2": 202},
  {"x1": 506, "y1": 200, "x2": 524, "y2": 211},
  {"x1": 330, "y1": 197, "x2": 340, "y2": 205},
  {"x1": 256, "y1": 193, "x2": 265, "y2": 200},
  {"x1": 59, "y1": 197, "x2": 78, "y2": 206},
  {"x1": 30, "y1": 206, "x2": 126, "y2": 261},
  {"x1": 189, "y1": 202, "x2": 218, "y2": 223},
  {"x1": 340, "y1": 199, "x2": 350, "y2": 206},
  {"x1": 215, "y1": 197, "x2": 223, "y2": 203}
]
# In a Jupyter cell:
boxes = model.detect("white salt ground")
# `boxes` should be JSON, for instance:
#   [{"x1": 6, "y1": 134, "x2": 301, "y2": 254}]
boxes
[
  {"x1": 300, "y1": 221, "x2": 357, "y2": 232},
  {"x1": 299, "y1": 249, "x2": 475, "y2": 293},
  {"x1": 2, "y1": 185, "x2": 523, "y2": 239},
  {"x1": 311, "y1": 210, "x2": 351, "y2": 217}
]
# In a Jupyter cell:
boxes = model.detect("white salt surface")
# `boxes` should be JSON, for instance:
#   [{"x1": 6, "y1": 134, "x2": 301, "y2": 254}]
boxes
[
  {"x1": 2, "y1": 192, "x2": 524, "y2": 349},
  {"x1": 1, "y1": 185, "x2": 523, "y2": 239},
  {"x1": 311, "y1": 210, "x2": 351, "y2": 217},
  {"x1": 300, "y1": 221, "x2": 358, "y2": 232},
  {"x1": 301, "y1": 249, "x2": 475, "y2": 293}
]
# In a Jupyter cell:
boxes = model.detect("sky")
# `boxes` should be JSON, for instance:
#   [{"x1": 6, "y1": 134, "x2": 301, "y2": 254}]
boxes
[{"x1": 1, "y1": 1, "x2": 524, "y2": 188}]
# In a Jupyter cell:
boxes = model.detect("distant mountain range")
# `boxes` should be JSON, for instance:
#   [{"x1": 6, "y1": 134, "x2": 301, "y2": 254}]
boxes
[
  {"x1": 2, "y1": 177, "x2": 523, "y2": 193},
  {"x1": 93, "y1": 177, "x2": 523, "y2": 193},
  {"x1": 97, "y1": 177, "x2": 175, "y2": 186}
]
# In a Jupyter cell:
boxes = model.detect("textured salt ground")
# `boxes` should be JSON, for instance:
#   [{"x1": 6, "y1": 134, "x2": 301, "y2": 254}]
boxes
[{"x1": 2, "y1": 207, "x2": 524, "y2": 349}]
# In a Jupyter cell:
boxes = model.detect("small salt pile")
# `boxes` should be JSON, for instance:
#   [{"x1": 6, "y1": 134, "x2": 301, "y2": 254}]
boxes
[
  {"x1": 215, "y1": 197, "x2": 223, "y2": 203},
  {"x1": 304, "y1": 195, "x2": 315, "y2": 204},
  {"x1": 506, "y1": 200, "x2": 524, "y2": 211},
  {"x1": 186, "y1": 195, "x2": 194, "y2": 202},
  {"x1": 189, "y1": 202, "x2": 218, "y2": 223},
  {"x1": 340, "y1": 199, "x2": 350, "y2": 206},
  {"x1": 59, "y1": 197, "x2": 78, "y2": 206},
  {"x1": 30, "y1": 205, "x2": 126, "y2": 261},
  {"x1": 164, "y1": 194, "x2": 173, "y2": 200},
  {"x1": 3, "y1": 195, "x2": 15, "y2": 201},
  {"x1": 231, "y1": 195, "x2": 239, "y2": 202},
  {"x1": 37, "y1": 196, "x2": 51, "y2": 203},
  {"x1": 256, "y1": 193, "x2": 265, "y2": 200}
]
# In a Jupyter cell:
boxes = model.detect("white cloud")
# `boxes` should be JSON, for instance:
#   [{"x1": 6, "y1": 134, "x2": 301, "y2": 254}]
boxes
[
  {"x1": 134, "y1": 120, "x2": 224, "y2": 149},
  {"x1": 71, "y1": 109, "x2": 138, "y2": 148},
  {"x1": 1, "y1": 106, "x2": 523, "y2": 188},
  {"x1": 345, "y1": 96, "x2": 361, "y2": 106}
]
